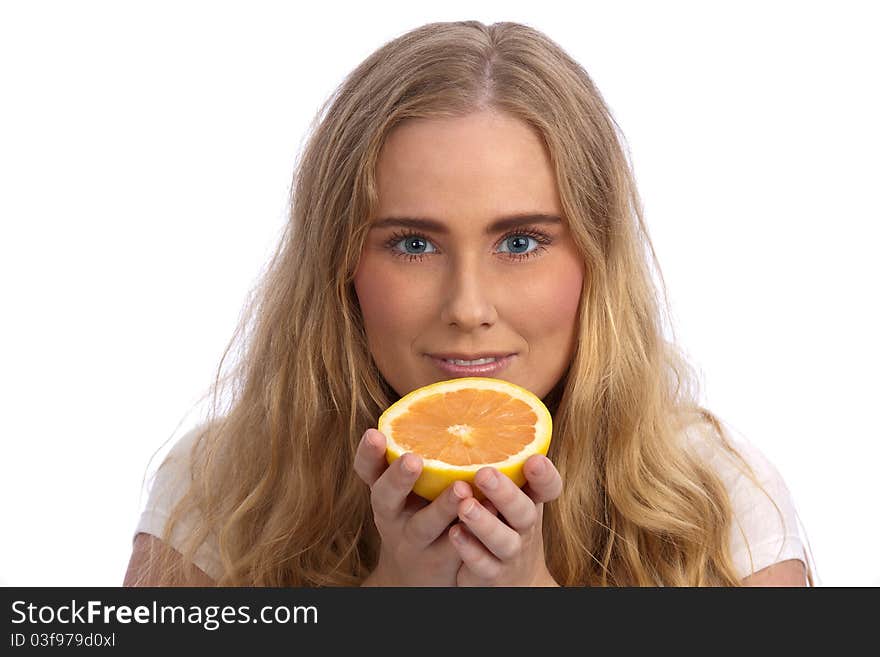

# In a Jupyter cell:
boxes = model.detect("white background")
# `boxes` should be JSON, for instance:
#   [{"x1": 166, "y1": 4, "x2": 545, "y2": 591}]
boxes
[{"x1": 1, "y1": 1, "x2": 877, "y2": 586}]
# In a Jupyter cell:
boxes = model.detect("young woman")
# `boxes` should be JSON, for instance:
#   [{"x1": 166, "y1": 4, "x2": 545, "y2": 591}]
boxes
[{"x1": 125, "y1": 20, "x2": 815, "y2": 587}]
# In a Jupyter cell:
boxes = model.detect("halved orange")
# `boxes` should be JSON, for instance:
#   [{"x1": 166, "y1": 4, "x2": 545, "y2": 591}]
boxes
[{"x1": 377, "y1": 377, "x2": 553, "y2": 501}]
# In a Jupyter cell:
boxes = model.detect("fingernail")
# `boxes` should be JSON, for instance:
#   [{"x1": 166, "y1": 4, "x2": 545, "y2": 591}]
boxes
[
  {"x1": 402, "y1": 454, "x2": 420, "y2": 474},
  {"x1": 531, "y1": 457, "x2": 546, "y2": 476},
  {"x1": 477, "y1": 469, "x2": 497, "y2": 491},
  {"x1": 452, "y1": 480, "x2": 469, "y2": 500},
  {"x1": 361, "y1": 430, "x2": 372, "y2": 447}
]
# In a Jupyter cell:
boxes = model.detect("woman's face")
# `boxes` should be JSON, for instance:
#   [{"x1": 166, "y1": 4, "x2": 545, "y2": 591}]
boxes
[{"x1": 353, "y1": 109, "x2": 584, "y2": 400}]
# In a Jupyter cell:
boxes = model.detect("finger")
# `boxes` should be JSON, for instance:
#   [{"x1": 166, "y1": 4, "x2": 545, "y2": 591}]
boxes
[
  {"x1": 353, "y1": 429, "x2": 387, "y2": 487},
  {"x1": 445, "y1": 500, "x2": 497, "y2": 537},
  {"x1": 482, "y1": 499, "x2": 499, "y2": 517},
  {"x1": 521, "y1": 455, "x2": 563, "y2": 504},
  {"x1": 457, "y1": 496, "x2": 522, "y2": 561},
  {"x1": 403, "y1": 492, "x2": 430, "y2": 516},
  {"x1": 369, "y1": 451, "x2": 423, "y2": 522},
  {"x1": 449, "y1": 523, "x2": 502, "y2": 581},
  {"x1": 473, "y1": 467, "x2": 538, "y2": 533},
  {"x1": 404, "y1": 480, "x2": 473, "y2": 548}
]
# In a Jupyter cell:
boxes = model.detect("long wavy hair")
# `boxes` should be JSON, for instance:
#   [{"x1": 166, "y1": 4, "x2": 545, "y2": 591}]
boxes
[{"x1": 139, "y1": 20, "x2": 812, "y2": 586}]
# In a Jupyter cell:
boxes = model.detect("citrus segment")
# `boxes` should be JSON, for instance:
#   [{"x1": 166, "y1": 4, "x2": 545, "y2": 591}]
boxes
[{"x1": 377, "y1": 377, "x2": 552, "y2": 501}]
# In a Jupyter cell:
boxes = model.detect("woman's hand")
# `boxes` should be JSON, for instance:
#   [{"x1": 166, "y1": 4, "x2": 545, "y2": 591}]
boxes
[
  {"x1": 449, "y1": 455, "x2": 563, "y2": 587},
  {"x1": 354, "y1": 428, "x2": 472, "y2": 586}
]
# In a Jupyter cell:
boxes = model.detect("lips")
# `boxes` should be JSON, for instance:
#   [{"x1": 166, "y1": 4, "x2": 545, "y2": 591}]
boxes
[
  {"x1": 427, "y1": 353, "x2": 517, "y2": 376},
  {"x1": 429, "y1": 352, "x2": 515, "y2": 361}
]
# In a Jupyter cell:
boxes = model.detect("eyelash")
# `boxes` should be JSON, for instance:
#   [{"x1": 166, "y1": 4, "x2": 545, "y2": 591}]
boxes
[{"x1": 383, "y1": 226, "x2": 554, "y2": 263}]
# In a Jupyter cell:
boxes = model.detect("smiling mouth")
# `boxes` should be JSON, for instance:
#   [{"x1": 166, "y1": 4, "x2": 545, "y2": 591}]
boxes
[
  {"x1": 427, "y1": 352, "x2": 516, "y2": 365},
  {"x1": 426, "y1": 353, "x2": 517, "y2": 373},
  {"x1": 441, "y1": 357, "x2": 500, "y2": 365}
]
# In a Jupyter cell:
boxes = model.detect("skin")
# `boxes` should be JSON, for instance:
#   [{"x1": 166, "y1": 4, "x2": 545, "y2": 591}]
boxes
[
  {"x1": 741, "y1": 559, "x2": 808, "y2": 587},
  {"x1": 353, "y1": 109, "x2": 584, "y2": 402},
  {"x1": 354, "y1": 429, "x2": 562, "y2": 586},
  {"x1": 353, "y1": 109, "x2": 581, "y2": 586}
]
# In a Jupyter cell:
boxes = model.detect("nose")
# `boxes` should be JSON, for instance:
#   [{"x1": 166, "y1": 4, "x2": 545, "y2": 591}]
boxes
[{"x1": 438, "y1": 259, "x2": 498, "y2": 330}]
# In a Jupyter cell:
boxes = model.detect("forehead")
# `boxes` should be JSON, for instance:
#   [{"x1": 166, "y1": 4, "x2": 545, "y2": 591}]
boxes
[{"x1": 374, "y1": 111, "x2": 561, "y2": 222}]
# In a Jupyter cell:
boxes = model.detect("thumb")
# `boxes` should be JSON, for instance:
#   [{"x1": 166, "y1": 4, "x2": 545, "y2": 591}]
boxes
[
  {"x1": 353, "y1": 428, "x2": 388, "y2": 487},
  {"x1": 522, "y1": 455, "x2": 563, "y2": 504}
]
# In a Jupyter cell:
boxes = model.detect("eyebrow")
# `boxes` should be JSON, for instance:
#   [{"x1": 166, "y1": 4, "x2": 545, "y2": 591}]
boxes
[{"x1": 369, "y1": 213, "x2": 563, "y2": 235}]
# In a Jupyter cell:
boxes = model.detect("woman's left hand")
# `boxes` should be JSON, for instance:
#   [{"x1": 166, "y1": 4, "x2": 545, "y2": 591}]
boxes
[{"x1": 449, "y1": 454, "x2": 563, "y2": 587}]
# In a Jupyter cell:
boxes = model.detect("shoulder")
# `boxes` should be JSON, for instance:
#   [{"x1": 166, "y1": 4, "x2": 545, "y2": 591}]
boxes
[
  {"x1": 681, "y1": 419, "x2": 812, "y2": 581},
  {"x1": 142, "y1": 426, "x2": 206, "y2": 509},
  {"x1": 133, "y1": 424, "x2": 223, "y2": 581}
]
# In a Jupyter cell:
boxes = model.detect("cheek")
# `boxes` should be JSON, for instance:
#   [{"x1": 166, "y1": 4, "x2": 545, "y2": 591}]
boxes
[
  {"x1": 354, "y1": 257, "x2": 427, "y2": 343},
  {"x1": 514, "y1": 260, "x2": 583, "y2": 335}
]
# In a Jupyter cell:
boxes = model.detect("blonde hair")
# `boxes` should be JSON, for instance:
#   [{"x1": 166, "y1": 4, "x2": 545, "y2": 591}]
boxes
[{"x1": 138, "y1": 20, "x2": 812, "y2": 586}]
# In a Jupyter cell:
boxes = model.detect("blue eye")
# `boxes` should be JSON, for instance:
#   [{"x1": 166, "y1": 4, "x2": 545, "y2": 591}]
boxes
[
  {"x1": 384, "y1": 227, "x2": 552, "y2": 262},
  {"x1": 498, "y1": 235, "x2": 538, "y2": 255},
  {"x1": 394, "y1": 235, "x2": 438, "y2": 256}
]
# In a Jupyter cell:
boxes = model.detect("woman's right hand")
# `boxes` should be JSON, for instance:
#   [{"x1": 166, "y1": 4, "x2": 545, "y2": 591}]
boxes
[{"x1": 354, "y1": 428, "x2": 473, "y2": 586}]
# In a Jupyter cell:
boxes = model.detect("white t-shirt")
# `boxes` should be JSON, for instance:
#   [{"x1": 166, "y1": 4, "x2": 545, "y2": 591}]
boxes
[
  {"x1": 681, "y1": 421, "x2": 815, "y2": 583},
  {"x1": 134, "y1": 426, "x2": 223, "y2": 580},
  {"x1": 133, "y1": 422, "x2": 814, "y2": 584}
]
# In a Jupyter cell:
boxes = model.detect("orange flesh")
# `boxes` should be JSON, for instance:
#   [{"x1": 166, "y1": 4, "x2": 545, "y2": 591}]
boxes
[{"x1": 390, "y1": 389, "x2": 538, "y2": 465}]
